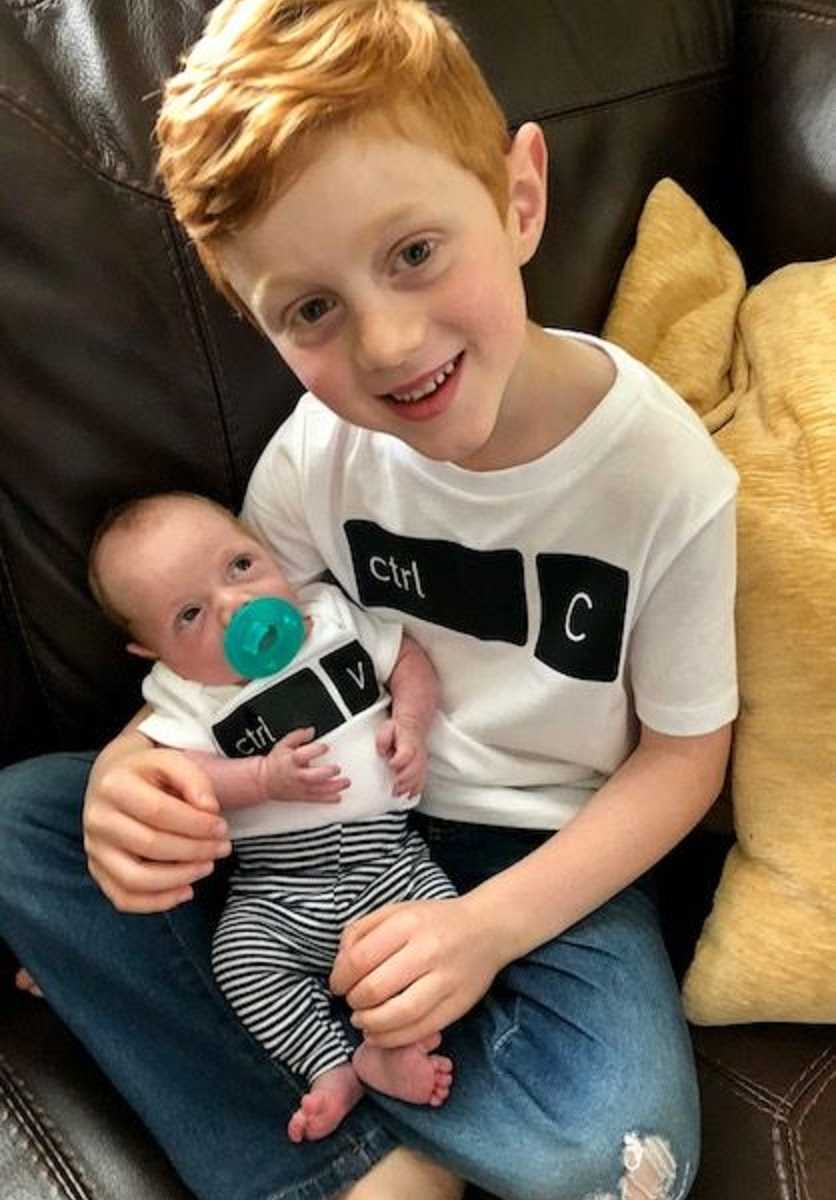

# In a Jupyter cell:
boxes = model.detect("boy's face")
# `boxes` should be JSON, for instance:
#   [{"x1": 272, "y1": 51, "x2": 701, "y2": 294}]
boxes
[
  {"x1": 220, "y1": 123, "x2": 547, "y2": 470},
  {"x1": 101, "y1": 501, "x2": 298, "y2": 685}
]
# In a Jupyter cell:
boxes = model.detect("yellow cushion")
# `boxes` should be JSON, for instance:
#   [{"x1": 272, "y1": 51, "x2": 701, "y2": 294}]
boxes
[{"x1": 604, "y1": 179, "x2": 836, "y2": 1024}]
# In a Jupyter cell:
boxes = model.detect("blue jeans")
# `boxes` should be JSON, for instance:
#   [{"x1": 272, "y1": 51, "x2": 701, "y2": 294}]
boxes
[{"x1": 0, "y1": 753, "x2": 700, "y2": 1200}]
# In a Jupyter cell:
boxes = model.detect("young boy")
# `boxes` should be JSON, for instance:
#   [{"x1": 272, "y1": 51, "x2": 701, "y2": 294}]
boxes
[
  {"x1": 88, "y1": 491, "x2": 455, "y2": 1143},
  {"x1": 81, "y1": 1, "x2": 738, "y2": 1197}
]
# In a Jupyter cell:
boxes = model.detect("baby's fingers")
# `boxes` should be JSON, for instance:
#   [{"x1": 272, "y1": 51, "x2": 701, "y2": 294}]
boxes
[
  {"x1": 292, "y1": 740, "x2": 331, "y2": 768},
  {"x1": 298, "y1": 767, "x2": 351, "y2": 802},
  {"x1": 275, "y1": 726, "x2": 316, "y2": 749}
]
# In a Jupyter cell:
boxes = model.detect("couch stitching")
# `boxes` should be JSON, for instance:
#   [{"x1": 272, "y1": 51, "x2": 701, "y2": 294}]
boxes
[
  {"x1": 793, "y1": 1062, "x2": 836, "y2": 1200},
  {"x1": 772, "y1": 1121, "x2": 797, "y2": 1200},
  {"x1": 746, "y1": 2, "x2": 836, "y2": 26},
  {"x1": 696, "y1": 1049, "x2": 783, "y2": 1106},
  {"x1": 154, "y1": 206, "x2": 240, "y2": 500},
  {"x1": 0, "y1": 1054, "x2": 95, "y2": 1200},
  {"x1": 514, "y1": 67, "x2": 734, "y2": 129},
  {"x1": 781, "y1": 1047, "x2": 834, "y2": 1109},
  {"x1": 174, "y1": 230, "x2": 246, "y2": 500},
  {"x1": 788, "y1": 1125, "x2": 809, "y2": 1200},
  {"x1": 0, "y1": 87, "x2": 164, "y2": 199}
]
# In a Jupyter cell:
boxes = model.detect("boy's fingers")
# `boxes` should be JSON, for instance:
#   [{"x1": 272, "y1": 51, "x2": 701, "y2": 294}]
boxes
[
  {"x1": 87, "y1": 808, "x2": 230, "y2": 864},
  {"x1": 103, "y1": 776, "x2": 228, "y2": 839},
  {"x1": 331, "y1": 906, "x2": 401, "y2": 993},
  {"x1": 89, "y1": 851, "x2": 216, "y2": 911}
]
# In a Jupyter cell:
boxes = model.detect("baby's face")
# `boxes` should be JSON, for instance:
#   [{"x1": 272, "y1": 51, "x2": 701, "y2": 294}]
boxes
[{"x1": 104, "y1": 500, "x2": 298, "y2": 684}]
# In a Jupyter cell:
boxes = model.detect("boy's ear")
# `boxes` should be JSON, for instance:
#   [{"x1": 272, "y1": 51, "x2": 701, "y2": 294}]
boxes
[
  {"x1": 126, "y1": 641, "x2": 157, "y2": 661},
  {"x1": 505, "y1": 121, "x2": 548, "y2": 266}
]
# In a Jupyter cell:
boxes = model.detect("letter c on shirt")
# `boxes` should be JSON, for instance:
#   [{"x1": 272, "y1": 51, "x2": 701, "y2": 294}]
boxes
[
  {"x1": 565, "y1": 592, "x2": 593, "y2": 643},
  {"x1": 369, "y1": 555, "x2": 389, "y2": 582}
]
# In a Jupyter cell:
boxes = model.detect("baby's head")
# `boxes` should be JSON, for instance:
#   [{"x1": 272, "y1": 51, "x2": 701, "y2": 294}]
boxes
[
  {"x1": 157, "y1": 0, "x2": 512, "y2": 308},
  {"x1": 89, "y1": 492, "x2": 297, "y2": 684}
]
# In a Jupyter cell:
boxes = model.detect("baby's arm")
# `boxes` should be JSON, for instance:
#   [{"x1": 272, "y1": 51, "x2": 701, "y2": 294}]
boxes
[
  {"x1": 183, "y1": 727, "x2": 349, "y2": 809},
  {"x1": 376, "y1": 634, "x2": 439, "y2": 798}
]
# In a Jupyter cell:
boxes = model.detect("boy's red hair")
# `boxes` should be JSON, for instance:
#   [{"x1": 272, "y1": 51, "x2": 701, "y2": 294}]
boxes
[{"x1": 156, "y1": 0, "x2": 511, "y2": 312}]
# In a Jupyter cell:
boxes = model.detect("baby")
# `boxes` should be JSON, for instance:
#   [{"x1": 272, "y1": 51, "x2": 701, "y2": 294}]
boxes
[{"x1": 88, "y1": 490, "x2": 455, "y2": 1143}]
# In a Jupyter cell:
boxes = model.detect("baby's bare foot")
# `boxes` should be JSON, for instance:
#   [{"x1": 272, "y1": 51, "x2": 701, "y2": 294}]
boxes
[
  {"x1": 287, "y1": 1063, "x2": 364, "y2": 1143},
  {"x1": 15, "y1": 968, "x2": 43, "y2": 998},
  {"x1": 353, "y1": 1033, "x2": 454, "y2": 1107}
]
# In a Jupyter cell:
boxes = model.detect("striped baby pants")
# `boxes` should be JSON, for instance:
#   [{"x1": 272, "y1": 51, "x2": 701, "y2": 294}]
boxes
[{"x1": 211, "y1": 813, "x2": 455, "y2": 1084}]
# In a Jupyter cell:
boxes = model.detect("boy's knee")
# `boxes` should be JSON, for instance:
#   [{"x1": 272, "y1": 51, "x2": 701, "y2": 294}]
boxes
[
  {"x1": 502, "y1": 1118, "x2": 697, "y2": 1200},
  {"x1": 576, "y1": 1133, "x2": 689, "y2": 1200}
]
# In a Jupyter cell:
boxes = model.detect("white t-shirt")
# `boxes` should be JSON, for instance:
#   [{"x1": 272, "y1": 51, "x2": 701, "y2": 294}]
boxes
[
  {"x1": 242, "y1": 332, "x2": 739, "y2": 830},
  {"x1": 139, "y1": 582, "x2": 408, "y2": 838}
]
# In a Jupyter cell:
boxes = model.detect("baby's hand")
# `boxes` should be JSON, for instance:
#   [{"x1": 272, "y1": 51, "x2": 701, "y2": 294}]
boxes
[
  {"x1": 258, "y1": 727, "x2": 350, "y2": 804},
  {"x1": 376, "y1": 718, "x2": 428, "y2": 798}
]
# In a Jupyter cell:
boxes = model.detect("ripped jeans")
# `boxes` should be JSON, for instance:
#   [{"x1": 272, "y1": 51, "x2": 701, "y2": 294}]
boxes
[{"x1": 0, "y1": 753, "x2": 699, "y2": 1200}]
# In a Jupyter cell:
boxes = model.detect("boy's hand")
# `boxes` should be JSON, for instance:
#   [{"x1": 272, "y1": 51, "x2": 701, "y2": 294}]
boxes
[
  {"x1": 257, "y1": 727, "x2": 350, "y2": 803},
  {"x1": 84, "y1": 746, "x2": 232, "y2": 913},
  {"x1": 375, "y1": 717, "x2": 427, "y2": 798},
  {"x1": 329, "y1": 895, "x2": 503, "y2": 1048}
]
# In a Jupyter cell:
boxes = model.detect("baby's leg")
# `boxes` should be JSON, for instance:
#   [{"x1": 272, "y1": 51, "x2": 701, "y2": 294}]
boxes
[
  {"x1": 213, "y1": 887, "x2": 361, "y2": 1143},
  {"x1": 291, "y1": 1032, "x2": 454, "y2": 1142},
  {"x1": 287, "y1": 1061, "x2": 364, "y2": 1143},
  {"x1": 353, "y1": 1032, "x2": 453, "y2": 1107}
]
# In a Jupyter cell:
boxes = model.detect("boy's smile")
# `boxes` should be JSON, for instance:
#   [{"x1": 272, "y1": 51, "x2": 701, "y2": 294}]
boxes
[{"x1": 219, "y1": 123, "x2": 550, "y2": 469}]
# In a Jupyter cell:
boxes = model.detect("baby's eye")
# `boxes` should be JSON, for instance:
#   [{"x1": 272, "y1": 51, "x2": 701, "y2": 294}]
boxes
[
  {"x1": 295, "y1": 296, "x2": 336, "y2": 325},
  {"x1": 398, "y1": 239, "x2": 432, "y2": 269},
  {"x1": 177, "y1": 605, "x2": 201, "y2": 627},
  {"x1": 231, "y1": 554, "x2": 254, "y2": 576}
]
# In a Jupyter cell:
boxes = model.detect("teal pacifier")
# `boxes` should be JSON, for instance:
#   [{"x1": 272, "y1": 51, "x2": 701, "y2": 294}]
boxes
[{"x1": 223, "y1": 596, "x2": 305, "y2": 680}]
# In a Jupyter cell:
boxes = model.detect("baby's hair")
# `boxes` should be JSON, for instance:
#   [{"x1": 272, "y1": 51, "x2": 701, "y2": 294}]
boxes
[
  {"x1": 88, "y1": 491, "x2": 239, "y2": 632},
  {"x1": 156, "y1": 0, "x2": 511, "y2": 313}
]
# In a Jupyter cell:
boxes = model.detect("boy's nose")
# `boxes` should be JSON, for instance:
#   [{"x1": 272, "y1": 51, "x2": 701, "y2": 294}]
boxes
[{"x1": 353, "y1": 303, "x2": 424, "y2": 373}]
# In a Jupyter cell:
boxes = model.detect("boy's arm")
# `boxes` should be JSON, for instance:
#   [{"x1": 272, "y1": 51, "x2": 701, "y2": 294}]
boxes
[
  {"x1": 84, "y1": 708, "x2": 233, "y2": 913},
  {"x1": 332, "y1": 721, "x2": 731, "y2": 1046},
  {"x1": 376, "y1": 634, "x2": 439, "y2": 797}
]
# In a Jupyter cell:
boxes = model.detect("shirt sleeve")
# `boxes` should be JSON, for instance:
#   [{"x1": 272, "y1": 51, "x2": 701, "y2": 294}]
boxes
[
  {"x1": 241, "y1": 397, "x2": 330, "y2": 587},
  {"x1": 138, "y1": 665, "x2": 217, "y2": 752},
  {"x1": 629, "y1": 496, "x2": 738, "y2": 736}
]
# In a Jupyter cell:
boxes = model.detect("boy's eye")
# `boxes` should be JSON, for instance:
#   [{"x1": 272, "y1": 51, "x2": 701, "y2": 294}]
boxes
[
  {"x1": 177, "y1": 605, "x2": 201, "y2": 626},
  {"x1": 398, "y1": 239, "x2": 432, "y2": 269},
  {"x1": 296, "y1": 297, "x2": 335, "y2": 325}
]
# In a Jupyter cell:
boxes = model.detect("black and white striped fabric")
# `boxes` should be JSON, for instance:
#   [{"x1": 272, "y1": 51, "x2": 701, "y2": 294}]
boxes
[{"x1": 212, "y1": 813, "x2": 455, "y2": 1083}]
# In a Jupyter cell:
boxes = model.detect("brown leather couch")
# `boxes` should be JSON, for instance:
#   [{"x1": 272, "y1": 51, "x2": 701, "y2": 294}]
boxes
[{"x1": 2, "y1": 1, "x2": 835, "y2": 1197}]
